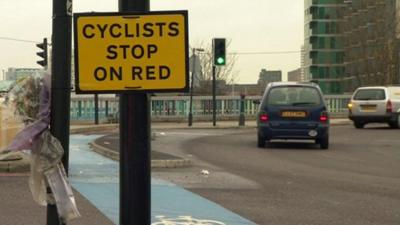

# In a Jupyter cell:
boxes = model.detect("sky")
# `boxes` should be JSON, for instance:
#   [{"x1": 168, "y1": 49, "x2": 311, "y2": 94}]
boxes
[{"x1": 0, "y1": 0, "x2": 304, "y2": 84}]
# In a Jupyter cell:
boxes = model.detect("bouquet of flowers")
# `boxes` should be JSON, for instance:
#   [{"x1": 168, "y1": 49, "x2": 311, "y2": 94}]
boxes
[
  {"x1": 0, "y1": 98, "x2": 20, "y2": 150},
  {"x1": 0, "y1": 73, "x2": 80, "y2": 222},
  {"x1": 8, "y1": 75, "x2": 42, "y2": 123},
  {"x1": 1, "y1": 77, "x2": 37, "y2": 149},
  {"x1": 0, "y1": 74, "x2": 49, "y2": 152}
]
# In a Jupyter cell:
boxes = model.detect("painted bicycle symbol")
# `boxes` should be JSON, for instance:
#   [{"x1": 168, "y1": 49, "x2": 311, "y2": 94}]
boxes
[{"x1": 152, "y1": 215, "x2": 226, "y2": 225}]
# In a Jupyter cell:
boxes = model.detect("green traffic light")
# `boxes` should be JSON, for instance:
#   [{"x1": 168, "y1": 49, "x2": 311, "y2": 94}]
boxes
[
  {"x1": 213, "y1": 38, "x2": 226, "y2": 65},
  {"x1": 217, "y1": 57, "x2": 225, "y2": 65}
]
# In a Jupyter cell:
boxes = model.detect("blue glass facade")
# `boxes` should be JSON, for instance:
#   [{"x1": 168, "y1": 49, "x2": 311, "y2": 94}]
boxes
[{"x1": 304, "y1": 0, "x2": 345, "y2": 94}]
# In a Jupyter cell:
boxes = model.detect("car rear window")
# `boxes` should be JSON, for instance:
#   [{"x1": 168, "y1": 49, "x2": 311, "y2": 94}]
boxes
[
  {"x1": 265, "y1": 86, "x2": 322, "y2": 106},
  {"x1": 353, "y1": 89, "x2": 385, "y2": 100}
]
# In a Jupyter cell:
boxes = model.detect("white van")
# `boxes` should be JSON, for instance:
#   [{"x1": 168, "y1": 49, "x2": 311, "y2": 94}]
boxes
[{"x1": 348, "y1": 86, "x2": 400, "y2": 128}]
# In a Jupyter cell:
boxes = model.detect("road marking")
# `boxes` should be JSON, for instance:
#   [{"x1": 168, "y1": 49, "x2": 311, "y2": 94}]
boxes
[
  {"x1": 152, "y1": 215, "x2": 226, "y2": 225},
  {"x1": 70, "y1": 134, "x2": 256, "y2": 225},
  {"x1": 158, "y1": 132, "x2": 210, "y2": 136}
]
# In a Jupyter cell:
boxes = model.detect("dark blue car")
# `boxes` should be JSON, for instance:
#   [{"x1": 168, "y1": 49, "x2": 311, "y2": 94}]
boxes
[{"x1": 256, "y1": 82, "x2": 330, "y2": 149}]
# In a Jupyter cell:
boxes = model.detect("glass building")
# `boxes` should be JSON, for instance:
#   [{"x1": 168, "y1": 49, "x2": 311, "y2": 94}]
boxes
[{"x1": 304, "y1": 0, "x2": 345, "y2": 94}]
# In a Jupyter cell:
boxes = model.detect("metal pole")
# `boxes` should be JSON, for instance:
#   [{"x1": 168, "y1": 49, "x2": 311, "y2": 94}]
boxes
[
  {"x1": 188, "y1": 48, "x2": 195, "y2": 126},
  {"x1": 78, "y1": 101, "x2": 82, "y2": 117},
  {"x1": 105, "y1": 100, "x2": 109, "y2": 117},
  {"x1": 94, "y1": 94, "x2": 99, "y2": 125},
  {"x1": 48, "y1": 0, "x2": 72, "y2": 224},
  {"x1": 118, "y1": 1, "x2": 151, "y2": 225},
  {"x1": 212, "y1": 65, "x2": 217, "y2": 126},
  {"x1": 239, "y1": 94, "x2": 245, "y2": 126}
]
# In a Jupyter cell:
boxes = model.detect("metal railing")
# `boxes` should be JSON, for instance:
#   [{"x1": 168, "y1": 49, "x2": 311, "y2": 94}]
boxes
[{"x1": 70, "y1": 94, "x2": 351, "y2": 123}]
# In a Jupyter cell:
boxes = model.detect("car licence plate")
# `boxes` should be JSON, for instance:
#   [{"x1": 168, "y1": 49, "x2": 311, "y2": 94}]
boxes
[
  {"x1": 281, "y1": 111, "x2": 306, "y2": 118},
  {"x1": 360, "y1": 105, "x2": 376, "y2": 112}
]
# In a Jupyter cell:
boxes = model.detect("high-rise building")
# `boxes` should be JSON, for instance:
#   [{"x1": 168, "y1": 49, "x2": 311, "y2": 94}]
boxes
[
  {"x1": 288, "y1": 68, "x2": 302, "y2": 82},
  {"x1": 257, "y1": 69, "x2": 282, "y2": 89},
  {"x1": 300, "y1": 45, "x2": 306, "y2": 81},
  {"x1": 304, "y1": 0, "x2": 345, "y2": 94}
]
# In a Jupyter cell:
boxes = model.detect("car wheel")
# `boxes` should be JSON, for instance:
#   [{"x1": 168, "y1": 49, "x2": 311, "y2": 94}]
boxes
[
  {"x1": 388, "y1": 121, "x2": 399, "y2": 129},
  {"x1": 319, "y1": 136, "x2": 329, "y2": 150},
  {"x1": 389, "y1": 114, "x2": 400, "y2": 129},
  {"x1": 398, "y1": 114, "x2": 400, "y2": 129},
  {"x1": 257, "y1": 134, "x2": 265, "y2": 148},
  {"x1": 354, "y1": 122, "x2": 364, "y2": 129}
]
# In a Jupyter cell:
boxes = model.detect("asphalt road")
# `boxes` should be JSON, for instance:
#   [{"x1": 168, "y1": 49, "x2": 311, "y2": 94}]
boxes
[{"x1": 151, "y1": 124, "x2": 400, "y2": 225}]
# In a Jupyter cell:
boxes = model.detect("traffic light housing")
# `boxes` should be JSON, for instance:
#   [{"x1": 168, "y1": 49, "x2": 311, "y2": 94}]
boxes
[
  {"x1": 213, "y1": 38, "x2": 226, "y2": 66},
  {"x1": 36, "y1": 38, "x2": 48, "y2": 68}
]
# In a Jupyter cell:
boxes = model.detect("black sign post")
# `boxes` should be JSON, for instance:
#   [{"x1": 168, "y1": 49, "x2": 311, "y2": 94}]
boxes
[
  {"x1": 118, "y1": 1, "x2": 151, "y2": 225},
  {"x1": 73, "y1": 4, "x2": 188, "y2": 225},
  {"x1": 48, "y1": 0, "x2": 72, "y2": 224}
]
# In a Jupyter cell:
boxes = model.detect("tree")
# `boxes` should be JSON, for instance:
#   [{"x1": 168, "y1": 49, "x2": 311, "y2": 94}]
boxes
[
  {"x1": 342, "y1": 0, "x2": 400, "y2": 92},
  {"x1": 190, "y1": 40, "x2": 239, "y2": 95}
]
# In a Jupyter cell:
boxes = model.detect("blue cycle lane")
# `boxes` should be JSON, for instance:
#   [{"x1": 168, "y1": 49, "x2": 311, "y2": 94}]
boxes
[{"x1": 69, "y1": 134, "x2": 256, "y2": 225}]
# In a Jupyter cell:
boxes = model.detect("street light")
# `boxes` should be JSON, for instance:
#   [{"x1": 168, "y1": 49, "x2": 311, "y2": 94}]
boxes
[{"x1": 188, "y1": 48, "x2": 204, "y2": 126}]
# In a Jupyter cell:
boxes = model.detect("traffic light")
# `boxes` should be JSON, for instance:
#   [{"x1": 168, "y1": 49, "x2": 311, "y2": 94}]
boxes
[
  {"x1": 213, "y1": 38, "x2": 226, "y2": 66},
  {"x1": 36, "y1": 38, "x2": 48, "y2": 67}
]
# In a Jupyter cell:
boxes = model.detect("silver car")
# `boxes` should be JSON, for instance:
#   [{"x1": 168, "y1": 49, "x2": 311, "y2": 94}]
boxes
[{"x1": 348, "y1": 86, "x2": 400, "y2": 128}]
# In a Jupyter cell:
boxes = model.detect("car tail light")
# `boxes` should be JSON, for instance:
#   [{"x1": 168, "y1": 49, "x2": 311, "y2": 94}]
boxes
[
  {"x1": 259, "y1": 113, "x2": 269, "y2": 122},
  {"x1": 386, "y1": 100, "x2": 393, "y2": 113},
  {"x1": 320, "y1": 111, "x2": 328, "y2": 122},
  {"x1": 347, "y1": 102, "x2": 353, "y2": 109},
  {"x1": 347, "y1": 102, "x2": 353, "y2": 113}
]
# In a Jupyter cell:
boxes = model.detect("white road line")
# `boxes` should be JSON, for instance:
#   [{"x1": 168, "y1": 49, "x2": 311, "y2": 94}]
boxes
[{"x1": 158, "y1": 132, "x2": 211, "y2": 136}]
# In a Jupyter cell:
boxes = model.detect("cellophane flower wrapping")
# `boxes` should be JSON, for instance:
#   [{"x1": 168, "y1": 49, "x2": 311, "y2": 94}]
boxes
[
  {"x1": 0, "y1": 76, "x2": 40, "y2": 151},
  {"x1": 10, "y1": 75, "x2": 41, "y2": 123},
  {"x1": 0, "y1": 99, "x2": 21, "y2": 150},
  {"x1": 0, "y1": 73, "x2": 80, "y2": 221}
]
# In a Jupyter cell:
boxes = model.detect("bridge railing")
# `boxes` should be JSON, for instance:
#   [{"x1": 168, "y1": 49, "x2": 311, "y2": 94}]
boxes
[{"x1": 70, "y1": 94, "x2": 351, "y2": 123}]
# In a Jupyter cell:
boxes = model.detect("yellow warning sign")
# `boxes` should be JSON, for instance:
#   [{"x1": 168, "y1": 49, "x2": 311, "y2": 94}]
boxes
[{"x1": 73, "y1": 11, "x2": 188, "y2": 93}]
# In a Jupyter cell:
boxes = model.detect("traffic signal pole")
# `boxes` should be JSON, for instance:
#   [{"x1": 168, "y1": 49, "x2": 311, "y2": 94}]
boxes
[
  {"x1": 211, "y1": 38, "x2": 226, "y2": 126},
  {"x1": 212, "y1": 65, "x2": 217, "y2": 126},
  {"x1": 118, "y1": 0, "x2": 151, "y2": 225},
  {"x1": 48, "y1": 0, "x2": 72, "y2": 224}
]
